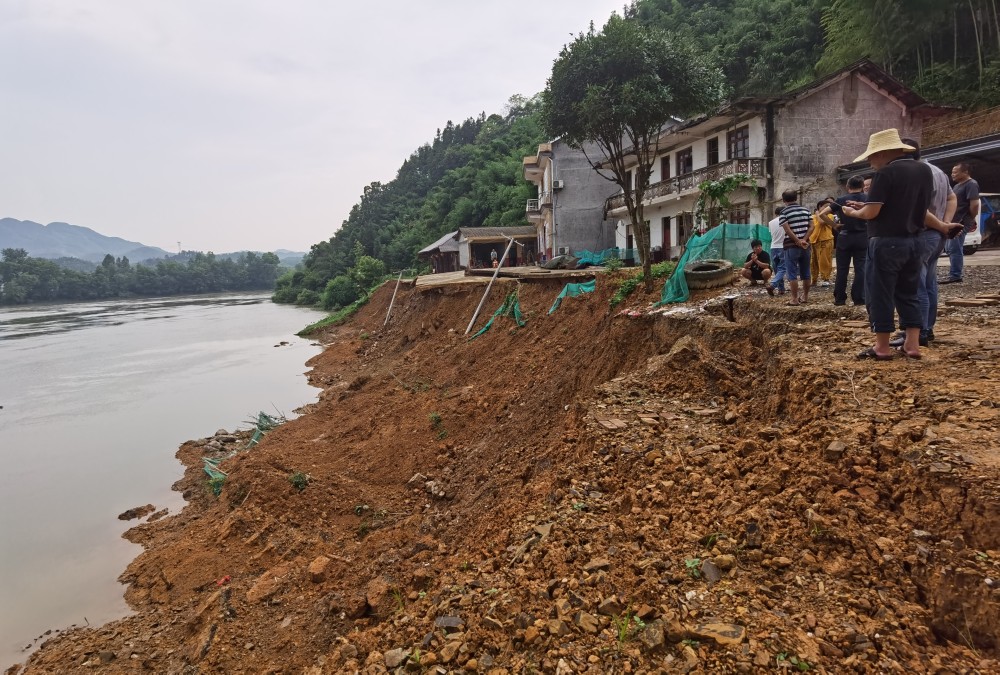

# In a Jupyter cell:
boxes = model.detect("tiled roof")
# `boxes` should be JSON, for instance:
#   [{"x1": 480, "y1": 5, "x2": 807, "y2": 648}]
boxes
[
  {"x1": 417, "y1": 231, "x2": 459, "y2": 255},
  {"x1": 457, "y1": 226, "x2": 537, "y2": 240}
]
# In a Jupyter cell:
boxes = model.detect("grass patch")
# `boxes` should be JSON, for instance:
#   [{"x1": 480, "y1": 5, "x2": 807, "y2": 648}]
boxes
[
  {"x1": 609, "y1": 261, "x2": 676, "y2": 307},
  {"x1": 297, "y1": 292, "x2": 371, "y2": 336},
  {"x1": 288, "y1": 471, "x2": 310, "y2": 492}
]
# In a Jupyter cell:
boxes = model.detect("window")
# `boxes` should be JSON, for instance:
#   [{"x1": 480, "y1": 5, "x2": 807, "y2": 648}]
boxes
[
  {"x1": 661, "y1": 217, "x2": 671, "y2": 248},
  {"x1": 676, "y1": 148, "x2": 693, "y2": 176},
  {"x1": 727, "y1": 126, "x2": 750, "y2": 159},
  {"x1": 729, "y1": 202, "x2": 751, "y2": 224},
  {"x1": 707, "y1": 137, "x2": 719, "y2": 166},
  {"x1": 624, "y1": 170, "x2": 632, "y2": 192},
  {"x1": 660, "y1": 155, "x2": 671, "y2": 182}
]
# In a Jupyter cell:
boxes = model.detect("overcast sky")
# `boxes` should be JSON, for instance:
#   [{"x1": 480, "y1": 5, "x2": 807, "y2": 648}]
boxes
[{"x1": 0, "y1": 0, "x2": 625, "y2": 254}]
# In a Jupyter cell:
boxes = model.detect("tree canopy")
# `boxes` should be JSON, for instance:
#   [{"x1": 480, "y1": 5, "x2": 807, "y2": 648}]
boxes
[
  {"x1": 541, "y1": 14, "x2": 725, "y2": 290},
  {"x1": 273, "y1": 97, "x2": 546, "y2": 306},
  {"x1": 0, "y1": 248, "x2": 281, "y2": 305}
]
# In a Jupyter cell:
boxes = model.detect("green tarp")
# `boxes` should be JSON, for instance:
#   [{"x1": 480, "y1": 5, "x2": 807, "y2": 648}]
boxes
[
  {"x1": 657, "y1": 222, "x2": 772, "y2": 305},
  {"x1": 469, "y1": 291, "x2": 526, "y2": 339},
  {"x1": 548, "y1": 279, "x2": 596, "y2": 314}
]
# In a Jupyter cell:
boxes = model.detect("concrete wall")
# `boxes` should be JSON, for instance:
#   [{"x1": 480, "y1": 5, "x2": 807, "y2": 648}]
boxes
[
  {"x1": 552, "y1": 139, "x2": 620, "y2": 255},
  {"x1": 774, "y1": 72, "x2": 923, "y2": 207}
]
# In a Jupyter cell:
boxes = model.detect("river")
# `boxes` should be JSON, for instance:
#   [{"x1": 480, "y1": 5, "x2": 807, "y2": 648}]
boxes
[{"x1": 0, "y1": 293, "x2": 325, "y2": 668}]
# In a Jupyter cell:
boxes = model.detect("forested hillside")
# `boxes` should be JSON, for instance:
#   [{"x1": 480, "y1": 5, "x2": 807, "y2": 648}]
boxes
[
  {"x1": 273, "y1": 96, "x2": 545, "y2": 306},
  {"x1": 278, "y1": 0, "x2": 1000, "y2": 308}
]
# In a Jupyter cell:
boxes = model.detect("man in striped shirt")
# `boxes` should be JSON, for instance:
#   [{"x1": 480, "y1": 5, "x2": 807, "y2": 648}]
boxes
[{"x1": 778, "y1": 189, "x2": 814, "y2": 305}]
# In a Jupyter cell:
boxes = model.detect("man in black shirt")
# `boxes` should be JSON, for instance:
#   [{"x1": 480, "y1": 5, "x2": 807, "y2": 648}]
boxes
[
  {"x1": 942, "y1": 162, "x2": 980, "y2": 283},
  {"x1": 740, "y1": 239, "x2": 772, "y2": 290},
  {"x1": 842, "y1": 129, "x2": 932, "y2": 360},
  {"x1": 819, "y1": 176, "x2": 868, "y2": 306}
]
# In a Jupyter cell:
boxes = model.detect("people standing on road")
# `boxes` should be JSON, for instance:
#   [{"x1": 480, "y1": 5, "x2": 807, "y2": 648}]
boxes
[
  {"x1": 767, "y1": 206, "x2": 786, "y2": 296},
  {"x1": 809, "y1": 200, "x2": 835, "y2": 287},
  {"x1": 778, "y1": 190, "x2": 814, "y2": 306},
  {"x1": 941, "y1": 162, "x2": 980, "y2": 284},
  {"x1": 890, "y1": 139, "x2": 959, "y2": 348},
  {"x1": 841, "y1": 129, "x2": 939, "y2": 360},
  {"x1": 820, "y1": 176, "x2": 869, "y2": 306}
]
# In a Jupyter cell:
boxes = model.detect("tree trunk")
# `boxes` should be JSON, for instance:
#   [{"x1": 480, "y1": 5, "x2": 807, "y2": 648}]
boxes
[
  {"x1": 970, "y1": 0, "x2": 984, "y2": 85},
  {"x1": 992, "y1": 0, "x2": 1000, "y2": 53}
]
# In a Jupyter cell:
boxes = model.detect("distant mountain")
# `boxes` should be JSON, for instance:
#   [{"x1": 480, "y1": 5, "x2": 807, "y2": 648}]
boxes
[
  {"x1": 0, "y1": 218, "x2": 171, "y2": 263},
  {"x1": 1, "y1": 218, "x2": 305, "y2": 268}
]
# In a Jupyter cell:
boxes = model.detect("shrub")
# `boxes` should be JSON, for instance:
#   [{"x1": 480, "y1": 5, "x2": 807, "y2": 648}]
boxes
[
  {"x1": 352, "y1": 255, "x2": 387, "y2": 291},
  {"x1": 322, "y1": 275, "x2": 360, "y2": 310},
  {"x1": 295, "y1": 289, "x2": 321, "y2": 306}
]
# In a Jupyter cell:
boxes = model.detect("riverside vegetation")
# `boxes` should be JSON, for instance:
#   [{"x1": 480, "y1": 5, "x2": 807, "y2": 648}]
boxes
[{"x1": 0, "y1": 248, "x2": 282, "y2": 305}]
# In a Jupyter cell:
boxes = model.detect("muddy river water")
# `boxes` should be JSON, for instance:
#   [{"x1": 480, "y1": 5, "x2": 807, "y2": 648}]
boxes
[{"x1": 0, "y1": 293, "x2": 324, "y2": 668}]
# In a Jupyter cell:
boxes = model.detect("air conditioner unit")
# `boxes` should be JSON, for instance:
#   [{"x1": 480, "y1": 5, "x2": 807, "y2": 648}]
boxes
[
  {"x1": 557, "y1": 246, "x2": 570, "y2": 256},
  {"x1": 552, "y1": 179, "x2": 565, "y2": 190}
]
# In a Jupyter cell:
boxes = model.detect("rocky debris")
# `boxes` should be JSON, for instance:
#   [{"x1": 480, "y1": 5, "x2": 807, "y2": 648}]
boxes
[
  {"x1": 17, "y1": 272, "x2": 1000, "y2": 674},
  {"x1": 246, "y1": 562, "x2": 293, "y2": 603},
  {"x1": 117, "y1": 504, "x2": 155, "y2": 521},
  {"x1": 307, "y1": 556, "x2": 331, "y2": 583}
]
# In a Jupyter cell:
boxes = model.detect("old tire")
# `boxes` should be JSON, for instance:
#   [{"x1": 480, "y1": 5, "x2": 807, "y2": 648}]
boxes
[{"x1": 684, "y1": 259, "x2": 735, "y2": 290}]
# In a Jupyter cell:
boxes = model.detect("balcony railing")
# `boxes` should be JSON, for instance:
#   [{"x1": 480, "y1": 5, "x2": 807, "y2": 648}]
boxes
[
  {"x1": 525, "y1": 191, "x2": 552, "y2": 214},
  {"x1": 605, "y1": 157, "x2": 766, "y2": 212}
]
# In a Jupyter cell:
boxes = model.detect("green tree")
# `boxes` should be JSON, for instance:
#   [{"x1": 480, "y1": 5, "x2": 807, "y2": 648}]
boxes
[
  {"x1": 321, "y1": 275, "x2": 360, "y2": 310},
  {"x1": 351, "y1": 255, "x2": 386, "y2": 291},
  {"x1": 542, "y1": 14, "x2": 725, "y2": 290}
]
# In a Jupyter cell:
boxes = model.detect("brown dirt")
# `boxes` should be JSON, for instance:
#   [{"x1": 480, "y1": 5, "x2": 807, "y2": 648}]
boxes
[{"x1": 12, "y1": 268, "x2": 1000, "y2": 674}]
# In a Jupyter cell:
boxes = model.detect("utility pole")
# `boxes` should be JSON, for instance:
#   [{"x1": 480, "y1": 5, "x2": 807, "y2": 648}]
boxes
[{"x1": 465, "y1": 235, "x2": 523, "y2": 335}]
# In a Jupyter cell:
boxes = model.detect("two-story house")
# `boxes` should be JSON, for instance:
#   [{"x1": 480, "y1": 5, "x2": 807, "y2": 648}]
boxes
[
  {"x1": 602, "y1": 59, "x2": 948, "y2": 259},
  {"x1": 522, "y1": 138, "x2": 621, "y2": 260}
]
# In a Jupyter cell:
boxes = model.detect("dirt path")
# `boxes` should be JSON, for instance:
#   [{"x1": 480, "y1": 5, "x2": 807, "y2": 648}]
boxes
[{"x1": 12, "y1": 267, "x2": 1000, "y2": 674}]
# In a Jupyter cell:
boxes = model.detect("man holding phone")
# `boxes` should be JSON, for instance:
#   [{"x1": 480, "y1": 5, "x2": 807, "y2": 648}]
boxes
[{"x1": 818, "y1": 176, "x2": 868, "y2": 306}]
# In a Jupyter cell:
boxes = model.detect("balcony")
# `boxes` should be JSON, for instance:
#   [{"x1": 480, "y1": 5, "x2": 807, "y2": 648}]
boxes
[
  {"x1": 605, "y1": 157, "x2": 766, "y2": 212},
  {"x1": 525, "y1": 191, "x2": 552, "y2": 216}
]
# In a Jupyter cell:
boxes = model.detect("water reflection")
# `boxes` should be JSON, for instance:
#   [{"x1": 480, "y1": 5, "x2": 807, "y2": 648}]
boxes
[{"x1": 0, "y1": 294, "x2": 269, "y2": 340}]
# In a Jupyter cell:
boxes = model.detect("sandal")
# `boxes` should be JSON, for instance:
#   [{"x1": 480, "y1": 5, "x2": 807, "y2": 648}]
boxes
[
  {"x1": 857, "y1": 347, "x2": 893, "y2": 361},
  {"x1": 895, "y1": 347, "x2": 922, "y2": 360},
  {"x1": 786, "y1": 300, "x2": 801, "y2": 306}
]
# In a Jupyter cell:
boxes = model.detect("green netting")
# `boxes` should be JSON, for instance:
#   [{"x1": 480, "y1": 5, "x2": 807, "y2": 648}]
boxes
[
  {"x1": 548, "y1": 279, "x2": 597, "y2": 314},
  {"x1": 203, "y1": 411, "x2": 287, "y2": 489},
  {"x1": 574, "y1": 247, "x2": 637, "y2": 266},
  {"x1": 657, "y1": 222, "x2": 771, "y2": 305},
  {"x1": 469, "y1": 291, "x2": 526, "y2": 339}
]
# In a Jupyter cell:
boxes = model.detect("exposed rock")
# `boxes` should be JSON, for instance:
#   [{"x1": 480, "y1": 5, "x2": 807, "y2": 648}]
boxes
[
  {"x1": 246, "y1": 562, "x2": 293, "y2": 603},
  {"x1": 689, "y1": 622, "x2": 746, "y2": 646},
  {"x1": 597, "y1": 596, "x2": 624, "y2": 616},
  {"x1": 384, "y1": 648, "x2": 410, "y2": 669},
  {"x1": 583, "y1": 557, "x2": 611, "y2": 572},
  {"x1": 308, "y1": 556, "x2": 331, "y2": 583},
  {"x1": 118, "y1": 504, "x2": 155, "y2": 521}
]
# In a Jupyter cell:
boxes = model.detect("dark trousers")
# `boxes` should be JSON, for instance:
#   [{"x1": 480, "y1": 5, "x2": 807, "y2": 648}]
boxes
[
  {"x1": 834, "y1": 232, "x2": 867, "y2": 305},
  {"x1": 865, "y1": 236, "x2": 922, "y2": 334}
]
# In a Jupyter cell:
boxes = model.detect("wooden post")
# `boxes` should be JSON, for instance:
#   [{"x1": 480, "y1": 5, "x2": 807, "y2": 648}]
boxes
[
  {"x1": 465, "y1": 236, "x2": 518, "y2": 335},
  {"x1": 384, "y1": 271, "x2": 404, "y2": 327}
]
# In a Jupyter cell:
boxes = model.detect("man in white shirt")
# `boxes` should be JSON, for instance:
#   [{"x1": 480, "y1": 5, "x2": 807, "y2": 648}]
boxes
[{"x1": 767, "y1": 207, "x2": 786, "y2": 296}]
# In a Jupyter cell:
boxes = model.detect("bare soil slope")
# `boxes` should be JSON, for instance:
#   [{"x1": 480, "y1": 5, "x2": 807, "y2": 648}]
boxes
[{"x1": 14, "y1": 271, "x2": 1000, "y2": 674}]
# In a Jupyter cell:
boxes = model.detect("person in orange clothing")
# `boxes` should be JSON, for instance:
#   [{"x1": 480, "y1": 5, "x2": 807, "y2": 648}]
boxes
[{"x1": 809, "y1": 200, "x2": 835, "y2": 286}]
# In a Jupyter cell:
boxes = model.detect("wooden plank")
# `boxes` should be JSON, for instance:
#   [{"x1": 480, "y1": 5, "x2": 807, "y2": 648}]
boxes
[{"x1": 945, "y1": 299, "x2": 999, "y2": 307}]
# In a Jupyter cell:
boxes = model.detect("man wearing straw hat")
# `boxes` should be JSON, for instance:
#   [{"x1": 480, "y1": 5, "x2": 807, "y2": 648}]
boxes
[{"x1": 841, "y1": 129, "x2": 933, "y2": 360}]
